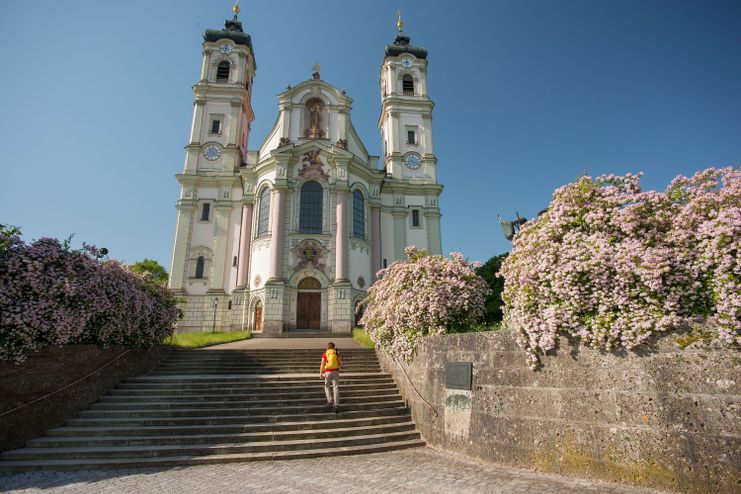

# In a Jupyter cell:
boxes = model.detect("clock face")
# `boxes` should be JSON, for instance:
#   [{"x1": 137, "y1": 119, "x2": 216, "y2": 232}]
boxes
[
  {"x1": 401, "y1": 58, "x2": 413, "y2": 68},
  {"x1": 203, "y1": 145, "x2": 221, "y2": 161},
  {"x1": 219, "y1": 44, "x2": 232, "y2": 54},
  {"x1": 404, "y1": 154, "x2": 421, "y2": 170}
]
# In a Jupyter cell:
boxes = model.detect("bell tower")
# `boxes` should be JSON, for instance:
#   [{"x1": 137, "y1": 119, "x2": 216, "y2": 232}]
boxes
[
  {"x1": 168, "y1": 4, "x2": 256, "y2": 300},
  {"x1": 378, "y1": 12, "x2": 437, "y2": 183}
]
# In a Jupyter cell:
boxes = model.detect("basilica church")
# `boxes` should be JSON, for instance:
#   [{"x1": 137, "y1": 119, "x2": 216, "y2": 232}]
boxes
[{"x1": 168, "y1": 8, "x2": 443, "y2": 333}]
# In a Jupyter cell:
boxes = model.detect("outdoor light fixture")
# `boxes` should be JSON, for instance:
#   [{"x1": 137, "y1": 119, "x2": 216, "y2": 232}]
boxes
[{"x1": 211, "y1": 297, "x2": 219, "y2": 333}]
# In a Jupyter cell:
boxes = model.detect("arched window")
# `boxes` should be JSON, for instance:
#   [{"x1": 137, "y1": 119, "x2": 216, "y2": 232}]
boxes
[
  {"x1": 216, "y1": 61, "x2": 230, "y2": 81},
  {"x1": 299, "y1": 181, "x2": 323, "y2": 233},
  {"x1": 195, "y1": 256, "x2": 205, "y2": 279},
  {"x1": 257, "y1": 188, "x2": 271, "y2": 237},
  {"x1": 353, "y1": 189, "x2": 365, "y2": 239},
  {"x1": 402, "y1": 75, "x2": 414, "y2": 95}
]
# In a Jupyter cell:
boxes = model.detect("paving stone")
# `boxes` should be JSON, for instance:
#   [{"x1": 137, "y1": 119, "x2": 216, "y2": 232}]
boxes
[{"x1": 0, "y1": 447, "x2": 666, "y2": 494}]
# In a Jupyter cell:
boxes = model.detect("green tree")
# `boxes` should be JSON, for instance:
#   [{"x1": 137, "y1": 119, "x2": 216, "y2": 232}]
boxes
[
  {"x1": 475, "y1": 253, "x2": 508, "y2": 324},
  {"x1": 130, "y1": 258, "x2": 169, "y2": 285}
]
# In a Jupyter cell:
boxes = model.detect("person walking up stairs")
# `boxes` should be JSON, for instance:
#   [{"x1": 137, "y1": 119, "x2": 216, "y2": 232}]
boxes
[{"x1": 320, "y1": 342, "x2": 342, "y2": 412}]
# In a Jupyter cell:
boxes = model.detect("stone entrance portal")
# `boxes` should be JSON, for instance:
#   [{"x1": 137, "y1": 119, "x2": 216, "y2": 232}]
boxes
[{"x1": 296, "y1": 277, "x2": 321, "y2": 329}]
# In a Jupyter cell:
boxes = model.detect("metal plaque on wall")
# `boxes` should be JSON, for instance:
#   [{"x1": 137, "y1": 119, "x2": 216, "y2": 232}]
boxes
[{"x1": 445, "y1": 362, "x2": 472, "y2": 390}]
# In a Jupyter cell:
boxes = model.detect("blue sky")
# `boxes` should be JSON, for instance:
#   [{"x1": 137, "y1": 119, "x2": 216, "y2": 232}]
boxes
[{"x1": 1, "y1": 0, "x2": 740, "y2": 267}]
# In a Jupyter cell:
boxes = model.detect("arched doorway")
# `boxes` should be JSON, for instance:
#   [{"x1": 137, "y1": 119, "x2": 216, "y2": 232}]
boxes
[
  {"x1": 253, "y1": 300, "x2": 263, "y2": 331},
  {"x1": 296, "y1": 277, "x2": 321, "y2": 329}
]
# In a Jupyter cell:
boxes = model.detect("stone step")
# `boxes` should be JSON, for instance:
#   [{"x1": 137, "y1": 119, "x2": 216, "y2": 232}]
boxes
[
  {"x1": 103, "y1": 387, "x2": 399, "y2": 402},
  {"x1": 171, "y1": 349, "x2": 375, "y2": 355},
  {"x1": 90, "y1": 392, "x2": 402, "y2": 410},
  {"x1": 163, "y1": 354, "x2": 378, "y2": 360},
  {"x1": 122, "y1": 374, "x2": 392, "y2": 384},
  {"x1": 157, "y1": 362, "x2": 381, "y2": 373},
  {"x1": 0, "y1": 346, "x2": 425, "y2": 472},
  {"x1": 28, "y1": 421, "x2": 417, "y2": 448},
  {"x1": 115, "y1": 378, "x2": 394, "y2": 391},
  {"x1": 151, "y1": 370, "x2": 381, "y2": 376},
  {"x1": 249, "y1": 331, "x2": 354, "y2": 338},
  {"x1": 158, "y1": 361, "x2": 379, "y2": 366},
  {"x1": 2, "y1": 430, "x2": 421, "y2": 461},
  {"x1": 108, "y1": 382, "x2": 398, "y2": 397},
  {"x1": 48, "y1": 414, "x2": 412, "y2": 437},
  {"x1": 65, "y1": 405, "x2": 411, "y2": 428},
  {"x1": 79, "y1": 399, "x2": 405, "y2": 418},
  {"x1": 0, "y1": 438, "x2": 424, "y2": 472}
]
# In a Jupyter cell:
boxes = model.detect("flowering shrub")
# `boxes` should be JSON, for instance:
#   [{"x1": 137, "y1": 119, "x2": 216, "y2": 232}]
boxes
[
  {"x1": 0, "y1": 230, "x2": 179, "y2": 362},
  {"x1": 500, "y1": 167, "x2": 740, "y2": 368},
  {"x1": 359, "y1": 246, "x2": 491, "y2": 361}
]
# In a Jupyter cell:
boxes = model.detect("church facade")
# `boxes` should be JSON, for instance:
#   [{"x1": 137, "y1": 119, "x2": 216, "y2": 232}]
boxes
[{"x1": 168, "y1": 11, "x2": 443, "y2": 333}]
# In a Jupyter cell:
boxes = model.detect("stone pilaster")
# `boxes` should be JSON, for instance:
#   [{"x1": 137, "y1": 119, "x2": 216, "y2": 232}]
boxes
[
  {"x1": 208, "y1": 205, "x2": 230, "y2": 292},
  {"x1": 200, "y1": 50, "x2": 211, "y2": 81},
  {"x1": 329, "y1": 282, "x2": 353, "y2": 333},
  {"x1": 425, "y1": 209, "x2": 442, "y2": 256},
  {"x1": 236, "y1": 202, "x2": 253, "y2": 288},
  {"x1": 262, "y1": 282, "x2": 285, "y2": 333},
  {"x1": 269, "y1": 187, "x2": 287, "y2": 281},
  {"x1": 190, "y1": 98, "x2": 206, "y2": 145},
  {"x1": 371, "y1": 206, "x2": 381, "y2": 281},
  {"x1": 392, "y1": 209, "x2": 407, "y2": 261},
  {"x1": 168, "y1": 202, "x2": 194, "y2": 290},
  {"x1": 335, "y1": 189, "x2": 348, "y2": 282}
]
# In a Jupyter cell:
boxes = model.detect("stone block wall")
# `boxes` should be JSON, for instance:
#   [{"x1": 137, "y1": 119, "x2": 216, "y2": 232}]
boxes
[
  {"x1": 376, "y1": 330, "x2": 740, "y2": 493},
  {"x1": 0, "y1": 345, "x2": 170, "y2": 452}
]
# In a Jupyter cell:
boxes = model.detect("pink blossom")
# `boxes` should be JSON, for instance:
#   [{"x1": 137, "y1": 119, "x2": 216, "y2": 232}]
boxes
[
  {"x1": 359, "y1": 246, "x2": 491, "y2": 361},
  {"x1": 500, "y1": 166, "x2": 740, "y2": 368}
]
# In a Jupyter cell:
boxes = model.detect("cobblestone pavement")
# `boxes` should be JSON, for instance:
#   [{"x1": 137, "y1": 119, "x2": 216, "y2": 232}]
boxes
[{"x1": 0, "y1": 447, "x2": 667, "y2": 494}]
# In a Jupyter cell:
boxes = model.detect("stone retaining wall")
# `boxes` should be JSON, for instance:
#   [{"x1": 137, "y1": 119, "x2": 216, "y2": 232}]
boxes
[
  {"x1": 0, "y1": 345, "x2": 171, "y2": 452},
  {"x1": 376, "y1": 330, "x2": 740, "y2": 493}
]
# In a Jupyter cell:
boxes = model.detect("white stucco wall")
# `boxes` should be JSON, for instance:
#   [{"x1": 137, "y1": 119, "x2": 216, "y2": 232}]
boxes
[{"x1": 249, "y1": 238, "x2": 271, "y2": 290}]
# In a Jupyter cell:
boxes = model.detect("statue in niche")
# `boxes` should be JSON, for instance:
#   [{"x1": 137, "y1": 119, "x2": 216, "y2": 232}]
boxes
[{"x1": 304, "y1": 98, "x2": 325, "y2": 139}]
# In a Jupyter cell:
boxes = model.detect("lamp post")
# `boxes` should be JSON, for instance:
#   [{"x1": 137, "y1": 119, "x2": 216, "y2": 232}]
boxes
[{"x1": 211, "y1": 297, "x2": 219, "y2": 333}]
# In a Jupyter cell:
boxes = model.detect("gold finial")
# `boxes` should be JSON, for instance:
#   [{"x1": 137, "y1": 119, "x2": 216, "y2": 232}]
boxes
[
  {"x1": 396, "y1": 10, "x2": 403, "y2": 32},
  {"x1": 233, "y1": 0, "x2": 240, "y2": 16}
]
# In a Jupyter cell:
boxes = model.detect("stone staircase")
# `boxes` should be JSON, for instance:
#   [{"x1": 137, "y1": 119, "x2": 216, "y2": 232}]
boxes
[{"x1": 0, "y1": 348, "x2": 424, "y2": 471}]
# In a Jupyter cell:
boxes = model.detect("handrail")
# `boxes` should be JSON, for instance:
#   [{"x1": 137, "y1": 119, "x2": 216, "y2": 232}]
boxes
[
  {"x1": 385, "y1": 350, "x2": 439, "y2": 418},
  {"x1": 0, "y1": 349, "x2": 131, "y2": 418}
]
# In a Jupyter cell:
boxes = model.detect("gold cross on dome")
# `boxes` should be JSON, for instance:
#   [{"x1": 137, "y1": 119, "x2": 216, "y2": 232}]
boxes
[
  {"x1": 396, "y1": 10, "x2": 404, "y2": 32},
  {"x1": 233, "y1": 0, "x2": 240, "y2": 16}
]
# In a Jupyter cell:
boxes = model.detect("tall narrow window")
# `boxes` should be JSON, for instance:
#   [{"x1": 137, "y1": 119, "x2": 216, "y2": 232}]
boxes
[
  {"x1": 407, "y1": 130, "x2": 416, "y2": 144},
  {"x1": 216, "y1": 61, "x2": 230, "y2": 81},
  {"x1": 195, "y1": 256, "x2": 205, "y2": 279},
  {"x1": 299, "y1": 181, "x2": 323, "y2": 233},
  {"x1": 402, "y1": 75, "x2": 414, "y2": 95},
  {"x1": 200, "y1": 203, "x2": 210, "y2": 221},
  {"x1": 412, "y1": 209, "x2": 421, "y2": 227},
  {"x1": 257, "y1": 188, "x2": 271, "y2": 237},
  {"x1": 210, "y1": 119, "x2": 221, "y2": 134},
  {"x1": 353, "y1": 189, "x2": 365, "y2": 239}
]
